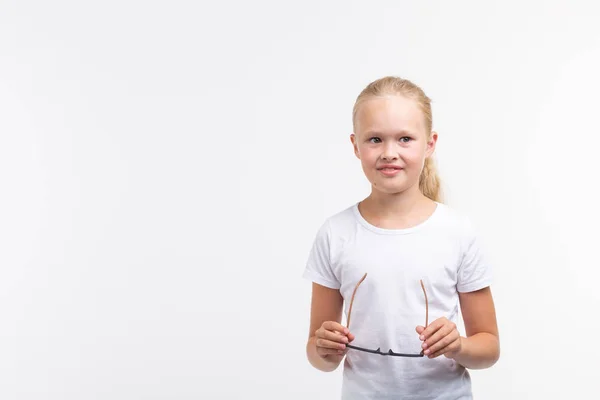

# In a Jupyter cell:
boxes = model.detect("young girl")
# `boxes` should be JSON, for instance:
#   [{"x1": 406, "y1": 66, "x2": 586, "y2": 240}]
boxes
[{"x1": 303, "y1": 76, "x2": 499, "y2": 399}]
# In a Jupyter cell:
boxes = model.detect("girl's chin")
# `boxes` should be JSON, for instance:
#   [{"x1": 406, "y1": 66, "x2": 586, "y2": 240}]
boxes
[{"x1": 371, "y1": 183, "x2": 409, "y2": 194}]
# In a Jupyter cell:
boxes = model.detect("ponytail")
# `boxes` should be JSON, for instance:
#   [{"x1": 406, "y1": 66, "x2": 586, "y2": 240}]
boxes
[{"x1": 419, "y1": 156, "x2": 442, "y2": 203}]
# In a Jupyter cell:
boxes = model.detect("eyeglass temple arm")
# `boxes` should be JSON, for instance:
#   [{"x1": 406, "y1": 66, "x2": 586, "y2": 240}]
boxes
[
  {"x1": 420, "y1": 279, "x2": 429, "y2": 328},
  {"x1": 346, "y1": 272, "x2": 367, "y2": 329}
]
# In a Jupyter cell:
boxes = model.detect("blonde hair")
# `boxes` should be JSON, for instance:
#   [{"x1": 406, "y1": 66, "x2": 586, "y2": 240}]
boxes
[{"x1": 352, "y1": 76, "x2": 442, "y2": 203}]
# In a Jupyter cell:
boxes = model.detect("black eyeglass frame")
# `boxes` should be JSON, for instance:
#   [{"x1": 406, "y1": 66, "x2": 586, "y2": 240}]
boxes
[{"x1": 344, "y1": 273, "x2": 429, "y2": 357}]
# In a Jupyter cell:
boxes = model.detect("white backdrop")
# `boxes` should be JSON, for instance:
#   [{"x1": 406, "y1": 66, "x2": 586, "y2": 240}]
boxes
[{"x1": 1, "y1": 1, "x2": 599, "y2": 399}]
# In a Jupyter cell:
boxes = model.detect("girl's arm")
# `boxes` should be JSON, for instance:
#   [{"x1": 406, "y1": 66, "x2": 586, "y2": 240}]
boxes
[
  {"x1": 306, "y1": 282, "x2": 354, "y2": 372},
  {"x1": 453, "y1": 286, "x2": 500, "y2": 369}
]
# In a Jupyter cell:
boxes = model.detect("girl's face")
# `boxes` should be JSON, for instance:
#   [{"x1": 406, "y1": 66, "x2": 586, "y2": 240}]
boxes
[{"x1": 351, "y1": 94, "x2": 437, "y2": 196}]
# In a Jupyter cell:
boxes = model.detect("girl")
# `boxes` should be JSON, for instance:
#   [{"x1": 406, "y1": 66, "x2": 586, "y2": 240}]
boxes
[{"x1": 303, "y1": 76, "x2": 499, "y2": 399}]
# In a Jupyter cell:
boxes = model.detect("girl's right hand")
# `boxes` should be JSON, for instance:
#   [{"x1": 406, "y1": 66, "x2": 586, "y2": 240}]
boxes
[{"x1": 314, "y1": 321, "x2": 355, "y2": 359}]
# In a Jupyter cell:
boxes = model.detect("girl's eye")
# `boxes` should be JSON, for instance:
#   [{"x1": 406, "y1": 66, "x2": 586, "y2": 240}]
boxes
[
  {"x1": 369, "y1": 137, "x2": 381, "y2": 143},
  {"x1": 400, "y1": 137, "x2": 412, "y2": 143}
]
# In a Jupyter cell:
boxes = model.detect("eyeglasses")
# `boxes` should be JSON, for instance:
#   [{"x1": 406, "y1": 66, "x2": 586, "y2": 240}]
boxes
[{"x1": 345, "y1": 272, "x2": 429, "y2": 357}]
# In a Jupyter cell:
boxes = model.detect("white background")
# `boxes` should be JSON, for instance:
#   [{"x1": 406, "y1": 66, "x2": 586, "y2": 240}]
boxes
[{"x1": 1, "y1": 1, "x2": 599, "y2": 399}]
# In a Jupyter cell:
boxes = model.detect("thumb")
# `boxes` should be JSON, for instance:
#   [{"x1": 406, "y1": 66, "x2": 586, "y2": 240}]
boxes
[
  {"x1": 347, "y1": 332, "x2": 356, "y2": 342},
  {"x1": 415, "y1": 325, "x2": 425, "y2": 335}
]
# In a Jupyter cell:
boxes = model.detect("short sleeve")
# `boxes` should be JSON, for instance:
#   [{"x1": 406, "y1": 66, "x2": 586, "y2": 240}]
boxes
[
  {"x1": 302, "y1": 220, "x2": 341, "y2": 289},
  {"x1": 456, "y1": 223, "x2": 494, "y2": 293}
]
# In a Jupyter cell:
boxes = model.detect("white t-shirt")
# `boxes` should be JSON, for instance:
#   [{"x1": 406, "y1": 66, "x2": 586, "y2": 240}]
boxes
[{"x1": 303, "y1": 202, "x2": 493, "y2": 400}]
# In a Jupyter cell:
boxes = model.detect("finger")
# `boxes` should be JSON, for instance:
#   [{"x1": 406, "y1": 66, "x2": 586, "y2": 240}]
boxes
[
  {"x1": 424, "y1": 329, "x2": 459, "y2": 356},
  {"x1": 317, "y1": 347, "x2": 346, "y2": 357},
  {"x1": 316, "y1": 338, "x2": 348, "y2": 351},
  {"x1": 317, "y1": 328, "x2": 349, "y2": 344},
  {"x1": 416, "y1": 325, "x2": 425, "y2": 335},
  {"x1": 323, "y1": 321, "x2": 350, "y2": 335},
  {"x1": 347, "y1": 332, "x2": 356, "y2": 342},
  {"x1": 423, "y1": 323, "x2": 454, "y2": 350},
  {"x1": 427, "y1": 338, "x2": 460, "y2": 359},
  {"x1": 419, "y1": 319, "x2": 445, "y2": 341}
]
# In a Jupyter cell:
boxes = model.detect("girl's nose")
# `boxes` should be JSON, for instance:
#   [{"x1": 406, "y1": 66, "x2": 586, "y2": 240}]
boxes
[{"x1": 381, "y1": 144, "x2": 398, "y2": 160}]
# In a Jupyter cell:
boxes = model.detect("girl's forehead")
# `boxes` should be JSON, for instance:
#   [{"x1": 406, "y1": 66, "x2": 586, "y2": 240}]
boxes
[{"x1": 355, "y1": 95, "x2": 425, "y2": 134}]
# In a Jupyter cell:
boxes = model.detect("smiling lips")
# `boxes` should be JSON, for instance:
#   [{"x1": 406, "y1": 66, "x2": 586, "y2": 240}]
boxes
[{"x1": 377, "y1": 164, "x2": 403, "y2": 176}]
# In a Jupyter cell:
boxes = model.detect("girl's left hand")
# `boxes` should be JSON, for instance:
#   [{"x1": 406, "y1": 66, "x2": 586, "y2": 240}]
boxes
[{"x1": 416, "y1": 317, "x2": 462, "y2": 359}]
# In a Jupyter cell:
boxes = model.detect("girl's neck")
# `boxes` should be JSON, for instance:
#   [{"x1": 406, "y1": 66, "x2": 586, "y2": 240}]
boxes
[{"x1": 358, "y1": 187, "x2": 437, "y2": 230}]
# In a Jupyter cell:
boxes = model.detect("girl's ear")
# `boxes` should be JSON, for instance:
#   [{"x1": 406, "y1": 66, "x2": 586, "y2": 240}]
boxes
[
  {"x1": 350, "y1": 134, "x2": 361, "y2": 159},
  {"x1": 425, "y1": 131, "x2": 438, "y2": 157}
]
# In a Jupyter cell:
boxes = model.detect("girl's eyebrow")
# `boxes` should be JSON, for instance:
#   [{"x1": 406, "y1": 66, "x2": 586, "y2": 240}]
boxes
[{"x1": 364, "y1": 129, "x2": 415, "y2": 137}]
